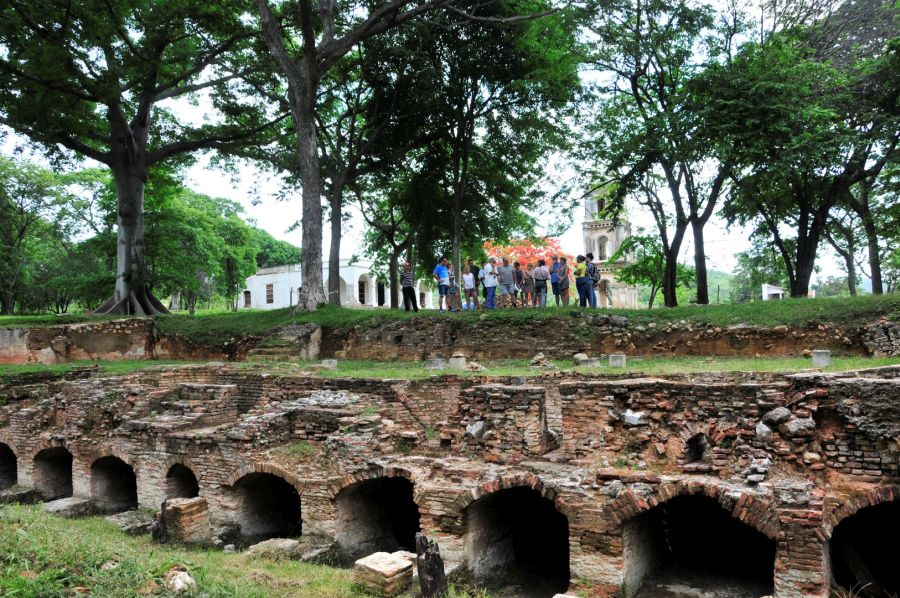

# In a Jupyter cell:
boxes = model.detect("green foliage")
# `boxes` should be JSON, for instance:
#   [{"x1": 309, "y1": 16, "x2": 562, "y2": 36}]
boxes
[
  {"x1": 730, "y1": 238, "x2": 791, "y2": 304},
  {"x1": 610, "y1": 231, "x2": 694, "y2": 308},
  {"x1": 0, "y1": 504, "x2": 366, "y2": 596}
]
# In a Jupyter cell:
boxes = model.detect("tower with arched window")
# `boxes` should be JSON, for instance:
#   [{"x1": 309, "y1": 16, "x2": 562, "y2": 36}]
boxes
[{"x1": 582, "y1": 192, "x2": 639, "y2": 308}]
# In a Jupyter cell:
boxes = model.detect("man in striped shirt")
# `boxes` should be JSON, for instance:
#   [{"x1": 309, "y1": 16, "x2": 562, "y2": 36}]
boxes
[{"x1": 401, "y1": 262, "x2": 418, "y2": 312}]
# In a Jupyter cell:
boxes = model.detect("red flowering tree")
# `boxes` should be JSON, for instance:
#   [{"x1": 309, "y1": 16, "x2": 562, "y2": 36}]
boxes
[{"x1": 483, "y1": 238, "x2": 574, "y2": 269}]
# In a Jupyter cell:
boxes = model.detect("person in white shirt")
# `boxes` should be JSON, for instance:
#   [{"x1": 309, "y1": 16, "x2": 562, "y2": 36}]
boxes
[
  {"x1": 480, "y1": 257, "x2": 499, "y2": 309},
  {"x1": 463, "y1": 266, "x2": 479, "y2": 310}
]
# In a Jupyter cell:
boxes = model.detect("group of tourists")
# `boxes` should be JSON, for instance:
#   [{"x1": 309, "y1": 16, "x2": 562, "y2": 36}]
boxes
[{"x1": 414, "y1": 253, "x2": 602, "y2": 312}]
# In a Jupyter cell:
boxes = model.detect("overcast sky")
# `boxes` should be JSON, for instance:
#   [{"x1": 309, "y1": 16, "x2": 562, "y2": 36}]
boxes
[{"x1": 182, "y1": 150, "x2": 844, "y2": 282}]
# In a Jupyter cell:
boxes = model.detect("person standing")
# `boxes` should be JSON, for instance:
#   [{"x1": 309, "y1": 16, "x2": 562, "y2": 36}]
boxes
[
  {"x1": 496, "y1": 257, "x2": 516, "y2": 307},
  {"x1": 521, "y1": 262, "x2": 535, "y2": 306},
  {"x1": 575, "y1": 255, "x2": 590, "y2": 307},
  {"x1": 401, "y1": 262, "x2": 418, "y2": 312},
  {"x1": 463, "y1": 265, "x2": 479, "y2": 310},
  {"x1": 550, "y1": 255, "x2": 561, "y2": 306},
  {"x1": 446, "y1": 263, "x2": 461, "y2": 311},
  {"x1": 433, "y1": 256, "x2": 450, "y2": 312},
  {"x1": 466, "y1": 259, "x2": 480, "y2": 306},
  {"x1": 480, "y1": 257, "x2": 499, "y2": 309},
  {"x1": 512, "y1": 261, "x2": 524, "y2": 307},
  {"x1": 585, "y1": 252, "x2": 598, "y2": 308},
  {"x1": 532, "y1": 259, "x2": 551, "y2": 307},
  {"x1": 557, "y1": 257, "x2": 571, "y2": 306}
]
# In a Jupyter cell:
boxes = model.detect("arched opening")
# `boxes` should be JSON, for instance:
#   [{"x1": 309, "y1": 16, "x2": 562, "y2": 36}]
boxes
[
  {"x1": 684, "y1": 434, "x2": 711, "y2": 464},
  {"x1": 465, "y1": 487, "x2": 569, "y2": 597},
  {"x1": 357, "y1": 275, "x2": 370, "y2": 305},
  {"x1": 34, "y1": 447, "x2": 73, "y2": 500},
  {"x1": 165, "y1": 464, "x2": 199, "y2": 499},
  {"x1": 598, "y1": 236, "x2": 609, "y2": 260},
  {"x1": 0, "y1": 443, "x2": 16, "y2": 490},
  {"x1": 233, "y1": 472, "x2": 301, "y2": 544},
  {"x1": 335, "y1": 477, "x2": 421, "y2": 561},
  {"x1": 623, "y1": 495, "x2": 775, "y2": 598},
  {"x1": 90, "y1": 456, "x2": 138, "y2": 513},
  {"x1": 830, "y1": 500, "x2": 900, "y2": 597},
  {"x1": 243, "y1": 290, "x2": 251, "y2": 308}
]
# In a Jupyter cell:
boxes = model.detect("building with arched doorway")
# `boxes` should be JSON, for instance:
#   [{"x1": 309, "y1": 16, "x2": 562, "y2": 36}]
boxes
[
  {"x1": 242, "y1": 259, "x2": 433, "y2": 309},
  {"x1": 582, "y1": 194, "x2": 639, "y2": 309}
]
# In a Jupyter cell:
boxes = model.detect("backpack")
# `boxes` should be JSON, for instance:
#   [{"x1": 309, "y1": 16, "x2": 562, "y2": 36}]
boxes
[{"x1": 588, "y1": 262, "x2": 600, "y2": 284}]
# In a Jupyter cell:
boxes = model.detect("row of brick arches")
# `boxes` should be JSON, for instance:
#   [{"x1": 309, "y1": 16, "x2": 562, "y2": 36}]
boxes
[{"x1": 1, "y1": 442, "x2": 897, "y2": 597}]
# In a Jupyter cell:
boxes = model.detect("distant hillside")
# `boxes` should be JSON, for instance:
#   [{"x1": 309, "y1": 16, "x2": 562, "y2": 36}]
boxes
[{"x1": 707, "y1": 269, "x2": 734, "y2": 304}]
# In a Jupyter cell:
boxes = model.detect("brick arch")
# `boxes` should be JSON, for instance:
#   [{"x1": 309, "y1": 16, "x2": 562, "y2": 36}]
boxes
[
  {"x1": 824, "y1": 485, "x2": 899, "y2": 538},
  {"x1": 454, "y1": 472, "x2": 569, "y2": 517},
  {"x1": 162, "y1": 457, "x2": 201, "y2": 479},
  {"x1": 327, "y1": 465, "x2": 418, "y2": 501},
  {"x1": 225, "y1": 462, "x2": 303, "y2": 492},
  {"x1": 88, "y1": 448, "x2": 137, "y2": 469},
  {"x1": 0, "y1": 431, "x2": 18, "y2": 455},
  {"x1": 606, "y1": 480, "x2": 780, "y2": 540}
]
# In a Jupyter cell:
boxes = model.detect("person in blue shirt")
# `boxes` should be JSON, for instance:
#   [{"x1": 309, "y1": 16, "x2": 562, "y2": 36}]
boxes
[
  {"x1": 433, "y1": 257, "x2": 451, "y2": 311},
  {"x1": 550, "y1": 255, "x2": 561, "y2": 306}
]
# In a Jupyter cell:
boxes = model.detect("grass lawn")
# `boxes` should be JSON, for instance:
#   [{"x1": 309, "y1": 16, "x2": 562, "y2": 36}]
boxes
[
  {"x1": 3, "y1": 295, "x2": 900, "y2": 351},
  {"x1": 0, "y1": 504, "x2": 492, "y2": 598},
  {"x1": 248, "y1": 355, "x2": 900, "y2": 379},
  {"x1": 0, "y1": 360, "x2": 203, "y2": 382}
]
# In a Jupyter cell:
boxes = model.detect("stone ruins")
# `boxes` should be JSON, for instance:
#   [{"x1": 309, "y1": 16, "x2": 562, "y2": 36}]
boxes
[{"x1": 0, "y1": 362, "x2": 898, "y2": 597}]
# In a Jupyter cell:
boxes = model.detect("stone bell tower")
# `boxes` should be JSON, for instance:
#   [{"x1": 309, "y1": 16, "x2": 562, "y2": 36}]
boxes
[{"x1": 582, "y1": 193, "x2": 639, "y2": 309}]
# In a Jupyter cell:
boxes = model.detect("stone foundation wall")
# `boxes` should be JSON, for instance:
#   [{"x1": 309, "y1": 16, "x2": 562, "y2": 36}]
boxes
[
  {"x1": 2, "y1": 317, "x2": 897, "y2": 365},
  {"x1": 1, "y1": 365, "x2": 898, "y2": 597}
]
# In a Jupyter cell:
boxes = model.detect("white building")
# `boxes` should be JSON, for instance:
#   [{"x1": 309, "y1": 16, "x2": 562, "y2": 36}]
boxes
[
  {"x1": 761, "y1": 283, "x2": 786, "y2": 301},
  {"x1": 241, "y1": 259, "x2": 433, "y2": 309},
  {"x1": 582, "y1": 194, "x2": 639, "y2": 309}
]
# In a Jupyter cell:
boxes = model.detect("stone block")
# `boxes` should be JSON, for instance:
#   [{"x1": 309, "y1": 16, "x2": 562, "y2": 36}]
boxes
[
  {"x1": 448, "y1": 356, "x2": 467, "y2": 370},
  {"x1": 354, "y1": 551, "x2": 414, "y2": 596},
  {"x1": 426, "y1": 358, "x2": 446, "y2": 371},
  {"x1": 321, "y1": 359, "x2": 338, "y2": 370},
  {"x1": 106, "y1": 509, "x2": 154, "y2": 535},
  {"x1": 162, "y1": 497, "x2": 211, "y2": 545},
  {"x1": 609, "y1": 353, "x2": 626, "y2": 367},
  {"x1": 811, "y1": 350, "x2": 831, "y2": 368},
  {"x1": 247, "y1": 538, "x2": 304, "y2": 560},
  {"x1": 43, "y1": 497, "x2": 94, "y2": 518}
]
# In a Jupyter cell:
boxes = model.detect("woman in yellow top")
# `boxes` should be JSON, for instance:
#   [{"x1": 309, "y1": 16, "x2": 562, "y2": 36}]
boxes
[{"x1": 574, "y1": 255, "x2": 590, "y2": 308}]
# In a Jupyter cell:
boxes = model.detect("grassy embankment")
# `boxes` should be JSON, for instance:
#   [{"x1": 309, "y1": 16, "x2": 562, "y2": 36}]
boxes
[
  {"x1": 3, "y1": 355, "x2": 896, "y2": 384},
  {"x1": 2, "y1": 294, "x2": 899, "y2": 360},
  {"x1": 0, "y1": 504, "x2": 490, "y2": 598}
]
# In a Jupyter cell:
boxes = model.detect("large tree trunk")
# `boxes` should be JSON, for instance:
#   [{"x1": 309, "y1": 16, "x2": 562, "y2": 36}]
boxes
[
  {"x1": 291, "y1": 78, "x2": 326, "y2": 312},
  {"x1": 451, "y1": 194, "x2": 462, "y2": 286},
  {"x1": 327, "y1": 184, "x2": 343, "y2": 306},
  {"x1": 861, "y1": 209, "x2": 883, "y2": 295},
  {"x1": 662, "y1": 250, "x2": 680, "y2": 307},
  {"x1": 389, "y1": 247, "x2": 401, "y2": 309},
  {"x1": 0, "y1": 292, "x2": 12, "y2": 315},
  {"x1": 790, "y1": 214, "x2": 826, "y2": 299},
  {"x1": 691, "y1": 220, "x2": 709, "y2": 305},
  {"x1": 94, "y1": 160, "x2": 169, "y2": 315}
]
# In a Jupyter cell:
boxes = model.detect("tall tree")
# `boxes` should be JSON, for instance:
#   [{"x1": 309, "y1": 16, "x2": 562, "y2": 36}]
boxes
[
  {"x1": 712, "y1": 32, "x2": 898, "y2": 297},
  {"x1": 584, "y1": 0, "x2": 737, "y2": 306},
  {"x1": 0, "y1": 0, "x2": 285, "y2": 314},
  {"x1": 251, "y1": 0, "x2": 559, "y2": 310},
  {"x1": 0, "y1": 158, "x2": 66, "y2": 314},
  {"x1": 420, "y1": 3, "x2": 578, "y2": 280}
]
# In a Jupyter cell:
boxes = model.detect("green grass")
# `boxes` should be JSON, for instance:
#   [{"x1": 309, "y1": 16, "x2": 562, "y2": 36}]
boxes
[
  {"x1": 0, "y1": 504, "x2": 490, "y2": 597},
  {"x1": 252, "y1": 355, "x2": 900, "y2": 379},
  {"x1": 0, "y1": 360, "x2": 203, "y2": 381},
  {"x1": 6, "y1": 295, "x2": 900, "y2": 351}
]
